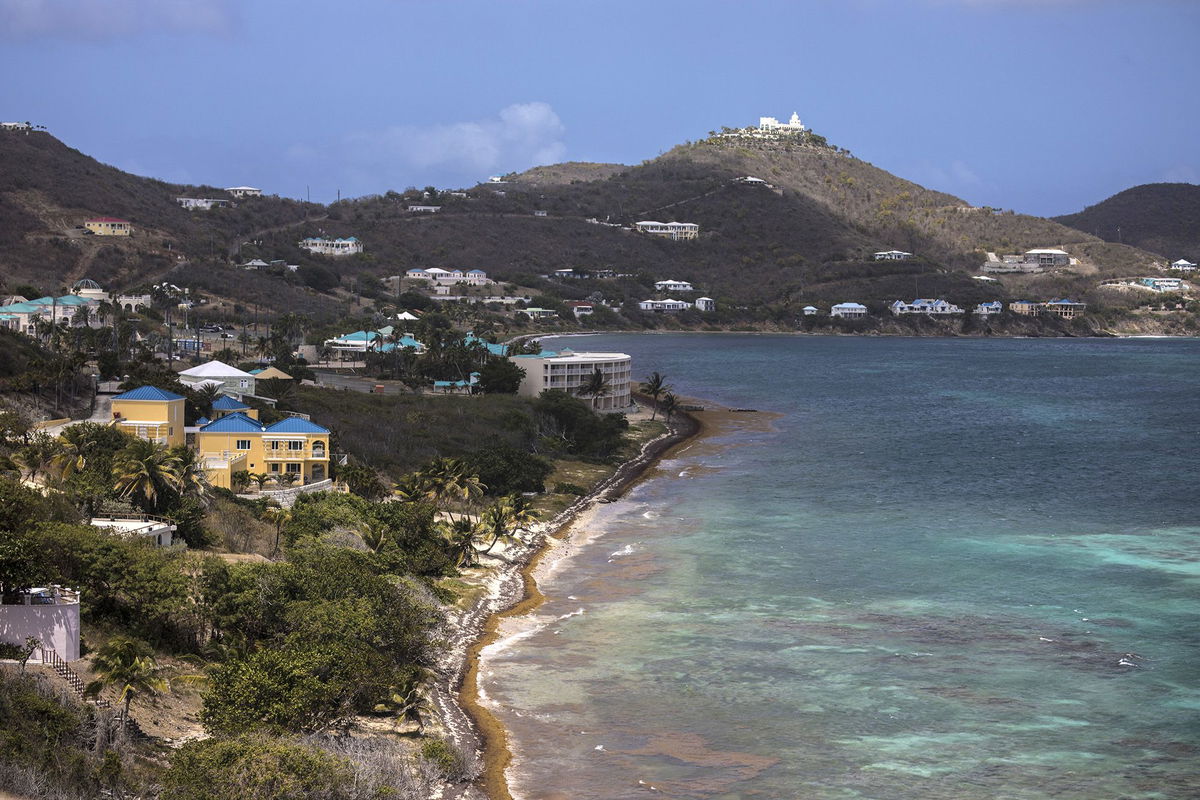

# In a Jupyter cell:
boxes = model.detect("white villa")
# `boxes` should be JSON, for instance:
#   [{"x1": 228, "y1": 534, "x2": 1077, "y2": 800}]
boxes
[
  {"x1": 654, "y1": 279, "x2": 694, "y2": 293},
  {"x1": 2, "y1": 122, "x2": 33, "y2": 131},
  {"x1": 1170, "y1": 259, "x2": 1197, "y2": 272},
  {"x1": 639, "y1": 298, "x2": 692, "y2": 313},
  {"x1": 634, "y1": 221, "x2": 700, "y2": 241},
  {"x1": 830, "y1": 302, "x2": 868, "y2": 319},
  {"x1": 0, "y1": 586, "x2": 80, "y2": 663},
  {"x1": 509, "y1": 349, "x2": 633, "y2": 411},
  {"x1": 0, "y1": 294, "x2": 101, "y2": 335},
  {"x1": 890, "y1": 298, "x2": 963, "y2": 316},
  {"x1": 802, "y1": 305, "x2": 819, "y2": 316},
  {"x1": 324, "y1": 326, "x2": 424, "y2": 357},
  {"x1": 90, "y1": 516, "x2": 177, "y2": 547},
  {"x1": 179, "y1": 360, "x2": 257, "y2": 398},
  {"x1": 407, "y1": 205, "x2": 441, "y2": 213},
  {"x1": 1024, "y1": 248, "x2": 1070, "y2": 268},
  {"x1": 758, "y1": 112, "x2": 806, "y2": 133},
  {"x1": 299, "y1": 236, "x2": 363, "y2": 256},
  {"x1": 226, "y1": 186, "x2": 262, "y2": 198},
  {"x1": 874, "y1": 250, "x2": 913, "y2": 261},
  {"x1": 1139, "y1": 277, "x2": 1187, "y2": 293},
  {"x1": 176, "y1": 197, "x2": 230, "y2": 210},
  {"x1": 695, "y1": 297, "x2": 716, "y2": 312},
  {"x1": 405, "y1": 267, "x2": 490, "y2": 286},
  {"x1": 974, "y1": 301, "x2": 1003, "y2": 316}
]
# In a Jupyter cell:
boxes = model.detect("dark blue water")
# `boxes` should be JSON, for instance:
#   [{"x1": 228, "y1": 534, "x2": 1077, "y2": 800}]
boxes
[{"x1": 481, "y1": 335, "x2": 1200, "y2": 799}]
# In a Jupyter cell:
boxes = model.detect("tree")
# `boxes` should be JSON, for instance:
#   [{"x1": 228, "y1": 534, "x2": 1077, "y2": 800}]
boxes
[
  {"x1": 660, "y1": 392, "x2": 680, "y2": 423},
  {"x1": 85, "y1": 635, "x2": 167, "y2": 730},
  {"x1": 475, "y1": 358, "x2": 525, "y2": 394},
  {"x1": 463, "y1": 441, "x2": 552, "y2": 495},
  {"x1": 112, "y1": 439, "x2": 183, "y2": 512},
  {"x1": 162, "y1": 735, "x2": 355, "y2": 800},
  {"x1": 442, "y1": 518, "x2": 485, "y2": 568},
  {"x1": 640, "y1": 371, "x2": 670, "y2": 421},
  {"x1": 577, "y1": 368, "x2": 609, "y2": 409}
]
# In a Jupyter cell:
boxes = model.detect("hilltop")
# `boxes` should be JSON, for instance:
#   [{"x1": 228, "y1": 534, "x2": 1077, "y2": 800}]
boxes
[{"x1": 1053, "y1": 182, "x2": 1200, "y2": 261}]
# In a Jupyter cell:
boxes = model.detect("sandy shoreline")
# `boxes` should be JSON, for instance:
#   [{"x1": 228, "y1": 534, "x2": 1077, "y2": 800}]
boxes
[{"x1": 433, "y1": 401, "x2": 709, "y2": 800}]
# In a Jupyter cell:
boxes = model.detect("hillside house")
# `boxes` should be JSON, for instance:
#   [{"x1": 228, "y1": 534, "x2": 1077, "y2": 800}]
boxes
[
  {"x1": 509, "y1": 349, "x2": 633, "y2": 411},
  {"x1": 802, "y1": 305, "x2": 819, "y2": 316},
  {"x1": 298, "y1": 236, "x2": 363, "y2": 256},
  {"x1": 90, "y1": 517, "x2": 177, "y2": 547},
  {"x1": 635, "y1": 221, "x2": 700, "y2": 241},
  {"x1": 226, "y1": 186, "x2": 262, "y2": 198},
  {"x1": 566, "y1": 301, "x2": 595, "y2": 318},
  {"x1": 176, "y1": 197, "x2": 230, "y2": 210},
  {"x1": 695, "y1": 297, "x2": 716, "y2": 312},
  {"x1": 758, "y1": 112, "x2": 806, "y2": 133},
  {"x1": 407, "y1": 205, "x2": 441, "y2": 213},
  {"x1": 324, "y1": 327, "x2": 424, "y2": 357},
  {"x1": 179, "y1": 360, "x2": 256, "y2": 398},
  {"x1": 1169, "y1": 259, "x2": 1196, "y2": 272},
  {"x1": 890, "y1": 298, "x2": 962, "y2": 316},
  {"x1": 1, "y1": 122, "x2": 33, "y2": 131},
  {"x1": 830, "y1": 302, "x2": 868, "y2": 319},
  {"x1": 638, "y1": 298, "x2": 691, "y2": 313},
  {"x1": 405, "y1": 267, "x2": 489, "y2": 286},
  {"x1": 874, "y1": 250, "x2": 913, "y2": 261},
  {"x1": 110, "y1": 386, "x2": 186, "y2": 447},
  {"x1": 521, "y1": 307, "x2": 558, "y2": 320},
  {"x1": 1042, "y1": 299, "x2": 1087, "y2": 319},
  {"x1": 0, "y1": 586, "x2": 80, "y2": 663},
  {"x1": 974, "y1": 301, "x2": 1003, "y2": 316},
  {"x1": 1009, "y1": 300, "x2": 1041, "y2": 317},
  {"x1": 0, "y1": 295, "x2": 101, "y2": 335},
  {"x1": 1139, "y1": 277, "x2": 1186, "y2": 293},
  {"x1": 654, "y1": 279, "x2": 694, "y2": 293},
  {"x1": 197, "y1": 412, "x2": 331, "y2": 488},
  {"x1": 84, "y1": 217, "x2": 131, "y2": 236},
  {"x1": 1025, "y1": 248, "x2": 1070, "y2": 268}
]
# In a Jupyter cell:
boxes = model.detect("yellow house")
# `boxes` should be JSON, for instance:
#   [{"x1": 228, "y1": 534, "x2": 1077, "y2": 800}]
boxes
[
  {"x1": 110, "y1": 386, "x2": 185, "y2": 447},
  {"x1": 84, "y1": 217, "x2": 132, "y2": 236},
  {"x1": 197, "y1": 412, "x2": 330, "y2": 489}
]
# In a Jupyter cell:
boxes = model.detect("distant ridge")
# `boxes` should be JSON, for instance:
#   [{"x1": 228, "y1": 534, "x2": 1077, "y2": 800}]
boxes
[{"x1": 1054, "y1": 182, "x2": 1200, "y2": 262}]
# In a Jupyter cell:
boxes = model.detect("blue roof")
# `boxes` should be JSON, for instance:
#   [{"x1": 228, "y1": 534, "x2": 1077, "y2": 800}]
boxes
[
  {"x1": 464, "y1": 333, "x2": 508, "y2": 356},
  {"x1": 195, "y1": 417, "x2": 210, "y2": 426},
  {"x1": 199, "y1": 412, "x2": 266, "y2": 433},
  {"x1": 113, "y1": 385, "x2": 185, "y2": 402},
  {"x1": 265, "y1": 417, "x2": 330, "y2": 434},
  {"x1": 212, "y1": 395, "x2": 250, "y2": 410}
]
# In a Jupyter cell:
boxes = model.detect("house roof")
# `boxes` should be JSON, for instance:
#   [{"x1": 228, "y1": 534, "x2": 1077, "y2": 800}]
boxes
[
  {"x1": 195, "y1": 417, "x2": 210, "y2": 426},
  {"x1": 1026, "y1": 248, "x2": 1069, "y2": 255},
  {"x1": 253, "y1": 366, "x2": 293, "y2": 380},
  {"x1": 113, "y1": 385, "x2": 185, "y2": 402},
  {"x1": 211, "y1": 395, "x2": 250, "y2": 410},
  {"x1": 199, "y1": 412, "x2": 265, "y2": 433},
  {"x1": 266, "y1": 417, "x2": 330, "y2": 434},
  {"x1": 180, "y1": 360, "x2": 255, "y2": 379},
  {"x1": 87, "y1": 217, "x2": 129, "y2": 223}
]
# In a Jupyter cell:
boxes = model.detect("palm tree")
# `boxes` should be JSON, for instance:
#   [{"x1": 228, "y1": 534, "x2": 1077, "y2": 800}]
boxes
[
  {"x1": 249, "y1": 472, "x2": 271, "y2": 492},
  {"x1": 640, "y1": 372, "x2": 669, "y2": 421},
  {"x1": 374, "y1": 681, "x2": 431, "y2": 733},
  {"x1": 660, "y1": 392, "x2": 680, "y2": 424},
  {"x1": 393, "y1": 471, "x2": 435, "y2": 503},
  {"x1": 169, "y1": 446, "x2": 211, "y2": 505},
  {"x1": 262, "y1": 506, "x2": 292, "y2": 559},
  {"x1": 480, "y1": 500, "x2": 515, "y2": 555},
  {"x1": 422, "y1": 457, "x2": 485, "y2": 520},
  {"x1": 50, "y1": 425, "x2": 98, "y2": 481},
  {"x1": 443, "y1": 517, "x2": 485, "y2": 567},
  {"x1": 358, "y1": 517, "x2": 389, "y2": 553},
  {"x1": 85, "y1": 636, "x2": 168, "y2": 734},
  {"x1": 276, "y1": 471, "x2": 300, "y2": 487},
  {"x1": 112, "y1": 439, "x2": 183, "y2": 511},
  {"x1": 193, "y1": 383, "x2": 222, "y2": 418},
  {"x1": 506, "y1": 494, "x2": 540, "y2": 541},
  {"x1": 578, "y1": 368, "x2": 609, "y2": 410}
]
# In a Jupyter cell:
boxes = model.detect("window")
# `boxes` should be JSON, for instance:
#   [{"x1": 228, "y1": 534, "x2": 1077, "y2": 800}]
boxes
[
  {"x1": 285, "y1": 463, "x2": 302, "y2": 474},
  {"x1": 270, "y1": 464, "x2": 280, "y2": 473},
  {"x1": 236, "y1": 439, "x2": 251, "y2": 450},
  {"x1": 240, "y1": 380, "x2": 249, "y2": 388},
  {"x1": 270, "y1": 441, "x2": 280, "y2": 450},
  {"x1": 288, "y1": 441, "x2": 304, "y2": 451}
]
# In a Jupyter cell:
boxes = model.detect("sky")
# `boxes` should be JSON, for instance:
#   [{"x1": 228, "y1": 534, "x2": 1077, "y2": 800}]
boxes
[{"x1": 1, "y1": 0, "x2": 1197, "y2": 216}]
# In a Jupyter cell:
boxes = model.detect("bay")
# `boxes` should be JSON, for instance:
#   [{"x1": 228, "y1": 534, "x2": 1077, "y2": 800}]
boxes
[{"x1": 479, "y1": 334, "x2": 1200, "y2": 799}]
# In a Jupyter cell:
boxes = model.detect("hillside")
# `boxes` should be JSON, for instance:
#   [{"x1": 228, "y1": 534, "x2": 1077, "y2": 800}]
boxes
[
  {"x1": 0, "y1": 127, "x2": 1185, "y2": 327},
  {"x1": 1053, "y1": 183, "x2": 1200, "y2": 262}
]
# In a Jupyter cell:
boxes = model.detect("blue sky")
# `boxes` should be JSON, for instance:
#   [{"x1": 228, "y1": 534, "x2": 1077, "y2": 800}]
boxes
[{"x1": 2, "y1": 0, "x2": 1197, "y2": 216}]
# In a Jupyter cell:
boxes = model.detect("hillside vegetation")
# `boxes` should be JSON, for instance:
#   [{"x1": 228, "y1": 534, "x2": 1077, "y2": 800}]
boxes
[{"x1": 1054, "y1": 183, "x2": 1200, "y2": 262}]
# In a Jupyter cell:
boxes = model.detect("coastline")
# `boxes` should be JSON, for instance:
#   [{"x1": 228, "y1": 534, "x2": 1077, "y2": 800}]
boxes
[{"x1": 434, "y1": 402, "x2": 705, "y2": 800}]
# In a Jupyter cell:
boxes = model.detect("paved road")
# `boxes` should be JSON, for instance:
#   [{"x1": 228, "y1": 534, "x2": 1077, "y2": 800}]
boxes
[
  {"x1": 311, "y1": 370, "x2": 407, "y2": 394},
  {"x1": 39, "y1": 395, "x2": 113, "y2": 437}
]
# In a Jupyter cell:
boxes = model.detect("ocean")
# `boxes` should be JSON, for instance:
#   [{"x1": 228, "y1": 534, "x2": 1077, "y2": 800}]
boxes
[{"x1": 479, "y1": 334, "x2": 1200, "y2": 800}]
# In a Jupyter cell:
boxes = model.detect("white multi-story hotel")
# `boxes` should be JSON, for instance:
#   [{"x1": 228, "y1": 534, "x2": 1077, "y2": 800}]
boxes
[
  {"x1": 509, "y1": 349, "x2": 633, "y2": 411},
  {"x1": 298, "y1": 236, "x2": 363, "y2": 256},
  {"x1": 634, "y1": 221, "x2": 700, "y2": 241}
]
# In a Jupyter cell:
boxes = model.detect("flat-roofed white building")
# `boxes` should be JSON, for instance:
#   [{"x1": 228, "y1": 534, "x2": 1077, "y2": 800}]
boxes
[
  {"x1": 635, "y1": 221, "x2": 699, "y2": 241},
  {"x1": 830, "y1": 302, "x2": 868, "y2": 318},
  {"x1": 299, "y1": 236, "x2": 363, "y2": 256},
  {"x1": 1025, "y1": 248, "x2": 1070, "y2": 267},
  {"x1": 509, "y1": 349, "x2": 633, "y2": 411},
  {"x1": 177, "y1": 197, "x2": 231, "y2": 210},
  {"x1": 405, "y1": 267, "x2": 489, "y2": 286},
  {"x1": 638, "y1": 298, "x2": 691, "y2": 313},
  {"x1": 90, "y1": 516, "x2": 177, "y2": 547},
  {"x1": 695, "y1": 296, "x2": 716, "y2": 312},
  {"x1": 654, "y1": 279, "x2": 694, "y2": 292},
  {"x1": 226, "y1": 186, "x2": 262, "y2": 198},
  {"x1": 0, "y1": 586, "x2": 80, "y2": 662},
  {"x1": 758, "y1": 112, "x2": 806, "y2": 132},
  {"x1": 874, "y1": 250, "x2": 913, "y2": 261}
]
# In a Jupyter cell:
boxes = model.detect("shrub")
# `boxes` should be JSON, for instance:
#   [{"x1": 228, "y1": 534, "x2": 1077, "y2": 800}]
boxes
[{"x1": 162, "y1": 735, "x2": 355, "y2": 800}]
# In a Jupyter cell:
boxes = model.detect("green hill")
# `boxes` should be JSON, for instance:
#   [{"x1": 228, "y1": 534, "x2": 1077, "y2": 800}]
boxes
[{"x1": 1053, "y1": 183, "x2": 1200, "y2": 262}]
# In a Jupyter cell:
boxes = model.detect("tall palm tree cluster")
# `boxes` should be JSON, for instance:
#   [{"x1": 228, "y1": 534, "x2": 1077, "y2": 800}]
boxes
[
  {"x1": 393, "y1": 456, "x2": 539, "y2": 568},
  {"x1": 640, "y1": 371, "x2": 679, "y2": 422}
]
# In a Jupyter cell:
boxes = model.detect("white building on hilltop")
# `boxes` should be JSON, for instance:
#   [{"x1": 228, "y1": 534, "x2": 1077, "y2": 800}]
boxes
[
  {"x1": 759, "y1": 112, "x2": 806, "y2": 133},
  {"x1": 226, "y1": 186, "x2": 262, "y2": 198},
  {"x1": 509, "y1": 349, "x2": 633, "y2": 411},
  {"x1": 1170, "y1": 259, "x2": 1197, "y2": 272},
  {"x1": 830, "y1": 302, "x2": 868, "y2": 319},
  {"x1": 299, "y1": 236, "x2": 363, "y2": 256},
  {"x1": 654, "y1": 279, "x2": 694, "y2": 293}
]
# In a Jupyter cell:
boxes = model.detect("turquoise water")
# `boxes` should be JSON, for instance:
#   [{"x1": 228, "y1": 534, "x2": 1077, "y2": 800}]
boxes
[{"x1": 480, "y1": 336, "x2": 1200, "y2": 799}]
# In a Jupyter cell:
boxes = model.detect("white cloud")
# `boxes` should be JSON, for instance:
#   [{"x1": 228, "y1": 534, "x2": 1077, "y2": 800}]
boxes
[
  {"x1": 292, "y1": 103, "x2": 568, "y2": 194},
  {"x1": 0, "y1": 0, "x2": 234, "y2": 40}
]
